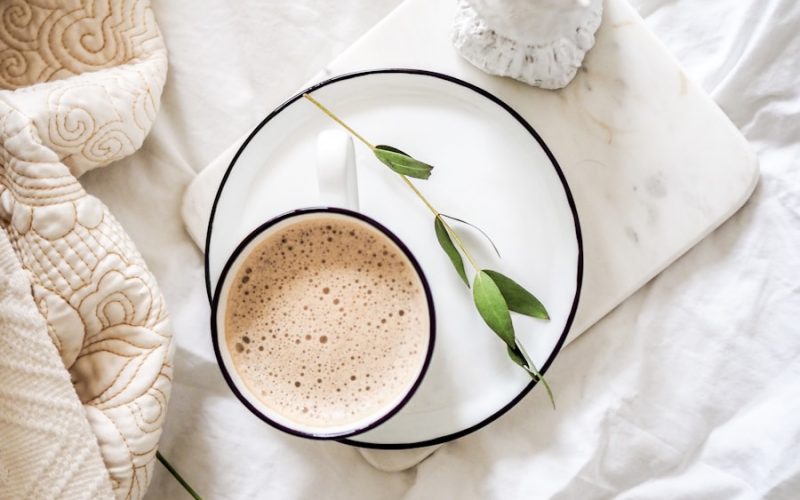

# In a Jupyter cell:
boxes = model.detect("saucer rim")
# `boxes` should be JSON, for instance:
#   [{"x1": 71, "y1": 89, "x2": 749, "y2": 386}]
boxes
[{"x1": 203, "y1": 68, "x2": 584, "y2": 449}]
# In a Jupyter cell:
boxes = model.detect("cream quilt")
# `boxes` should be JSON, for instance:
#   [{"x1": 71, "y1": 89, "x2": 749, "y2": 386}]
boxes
[{"x1": 0, "y1": 1, "x2": 171, "y2": 499}]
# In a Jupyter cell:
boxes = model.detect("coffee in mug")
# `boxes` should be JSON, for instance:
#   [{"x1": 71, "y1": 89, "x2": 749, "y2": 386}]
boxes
[{"x1": 215, "y1": 209, "x2": 433, "y2": 437}]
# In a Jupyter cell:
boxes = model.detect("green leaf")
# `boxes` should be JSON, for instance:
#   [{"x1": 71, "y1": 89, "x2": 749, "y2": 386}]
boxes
[
  {"x1": 507, "y1": 344, "x2": 526, "y2": 367},
  {"x1": 373, "y1": 145, "x2": 408, "y2": 155},
  {"x1": 435, "y1": 216, "x2": 469, "y2": 287},
  {"x1": 472, "y1": 271, "x2": 515, "y2": 349},
  {"x1": 483, "y1": 270, "x2": 549, "y2": 320},
  {"x1": 439, "y1": 214, "x2": 501, "y2": 258},
  {"x1": 374, "y1": 145, "x2": 433, "y2": 179},
  {"x1": 510, "y1": 341, "x2": 555, "y2": 409}
]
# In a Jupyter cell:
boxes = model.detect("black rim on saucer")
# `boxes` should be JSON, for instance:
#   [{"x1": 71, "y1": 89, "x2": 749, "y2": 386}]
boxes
[
  {"x1": 210, "y1": 207, "x2": 437, "y2": 440},
  {"x1": 204, "y1": 68, "x2": 583, "y2": 449}
]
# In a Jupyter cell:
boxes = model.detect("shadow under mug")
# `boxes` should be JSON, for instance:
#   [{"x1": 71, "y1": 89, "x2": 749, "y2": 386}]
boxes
[{"x1": 210, "y1": 131, "x2": 436, "y2": 440}]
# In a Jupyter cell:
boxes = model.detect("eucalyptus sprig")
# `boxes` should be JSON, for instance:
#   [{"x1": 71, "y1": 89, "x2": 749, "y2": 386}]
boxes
[{"x1": 303, "y1": 93, "x2": 555, "y2": 408}]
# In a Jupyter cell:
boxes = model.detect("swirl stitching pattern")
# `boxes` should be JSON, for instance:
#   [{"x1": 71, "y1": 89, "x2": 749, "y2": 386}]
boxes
[{"x1": 0, "y1": 1, "x2": 170, "y2": 499}]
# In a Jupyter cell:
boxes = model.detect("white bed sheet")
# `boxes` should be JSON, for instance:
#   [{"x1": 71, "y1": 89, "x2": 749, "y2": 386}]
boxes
[{"x1": 77, "y1": 0, "x2": 800, "y2": 498}]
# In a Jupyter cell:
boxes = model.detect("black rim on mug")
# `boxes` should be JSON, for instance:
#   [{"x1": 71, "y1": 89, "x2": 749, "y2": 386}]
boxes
[{"x1": 210, "y1": 207, "x2": 437, "y2": 440}]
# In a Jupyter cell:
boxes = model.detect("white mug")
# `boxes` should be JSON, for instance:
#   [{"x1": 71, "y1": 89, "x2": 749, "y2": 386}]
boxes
[{"x1": 210, "y1": 130, "x2": 436, "y2": 440}]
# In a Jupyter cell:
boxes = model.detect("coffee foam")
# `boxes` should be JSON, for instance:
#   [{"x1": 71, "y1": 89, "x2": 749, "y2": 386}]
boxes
[{"x1": 224, "y1": 214, "x2": 430, "y2": 430}]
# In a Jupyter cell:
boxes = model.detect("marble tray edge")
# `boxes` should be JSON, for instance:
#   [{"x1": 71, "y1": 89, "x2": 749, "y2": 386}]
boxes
[{"x1": 572, "y1": 154, "x2": 760, "y2": 339}]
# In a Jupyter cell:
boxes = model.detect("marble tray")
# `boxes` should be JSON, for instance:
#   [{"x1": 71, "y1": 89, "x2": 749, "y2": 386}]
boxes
[{"x1": 307, "y1": 0, "x2": 758, "y2": 344}]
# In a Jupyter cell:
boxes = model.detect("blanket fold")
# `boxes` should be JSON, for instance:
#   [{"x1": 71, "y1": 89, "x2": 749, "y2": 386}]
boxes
[{"x1": 0, "y1": 1, "x2": 171, "y2": 498}]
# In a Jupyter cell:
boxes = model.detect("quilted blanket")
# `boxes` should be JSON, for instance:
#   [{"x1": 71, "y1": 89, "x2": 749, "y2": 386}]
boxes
[{"x1": 0, "y1": 1, "x2": 171, "y2": 499}]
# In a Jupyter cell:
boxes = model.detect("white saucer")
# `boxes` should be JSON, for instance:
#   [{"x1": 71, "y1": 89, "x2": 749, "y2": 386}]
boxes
[{"x1": 205, "y1": 69, "x2": 582, "y2": 448}]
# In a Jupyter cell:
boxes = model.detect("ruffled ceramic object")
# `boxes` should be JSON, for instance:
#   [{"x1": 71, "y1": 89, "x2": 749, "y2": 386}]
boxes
[{"x1": 452, "y1": 0, "x2": 603, "y2": 89}]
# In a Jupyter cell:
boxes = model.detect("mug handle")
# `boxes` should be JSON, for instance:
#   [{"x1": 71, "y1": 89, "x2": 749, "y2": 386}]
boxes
[{"x1": 316, "y1": 130, "x2": 359, "y2": 211}]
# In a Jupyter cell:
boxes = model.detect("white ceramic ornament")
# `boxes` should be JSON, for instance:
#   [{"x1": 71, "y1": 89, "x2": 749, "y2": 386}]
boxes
[{"x1": 452, "y1": 0, "x2": 603, "y2": 89}]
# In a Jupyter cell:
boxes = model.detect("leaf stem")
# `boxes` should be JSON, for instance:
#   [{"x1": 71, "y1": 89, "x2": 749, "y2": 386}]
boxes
[
  {"x1": 399, "y1": 175, "x2": 480, "y2": 270},
  {"x1": 440, "y1": 214, "x2": 501, "y2": 258},
  {"x1": 304, "y1": 93, "x2": 481, "y2": 273},
  {"x1": 440, "y1": 214, "x2": 481, "y2": 272},
  {"x1": 515, "y1": 340, "x2": 555, "y2": 409},
  {"x1": 398, "y1": 174, "x2": 436, "y2": 214},
  {"x1": 157, "y1": 451, "x2": 203, "y2": 500},
  {"x1": 302, "y1": 93, "x2": 375, "y2": 150}
]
